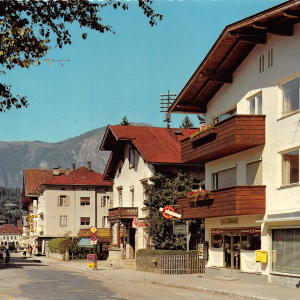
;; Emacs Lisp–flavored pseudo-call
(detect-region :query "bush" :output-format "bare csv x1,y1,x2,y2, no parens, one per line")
48,238,66,254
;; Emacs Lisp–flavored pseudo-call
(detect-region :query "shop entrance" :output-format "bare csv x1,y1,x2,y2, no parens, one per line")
224,233,240,270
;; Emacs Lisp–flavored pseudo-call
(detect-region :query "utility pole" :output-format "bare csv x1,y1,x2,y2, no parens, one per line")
160,91,176,129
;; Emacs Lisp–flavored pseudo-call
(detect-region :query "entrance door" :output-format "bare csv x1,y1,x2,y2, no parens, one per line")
224,233,241,271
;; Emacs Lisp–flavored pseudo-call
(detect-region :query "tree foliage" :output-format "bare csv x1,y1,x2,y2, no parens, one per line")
180,115,194,129
144,173,193,250
0,186,23,226
120,115,129,126
0,0,162,112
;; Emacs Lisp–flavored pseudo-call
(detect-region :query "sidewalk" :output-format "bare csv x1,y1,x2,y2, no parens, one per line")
29,255,300,300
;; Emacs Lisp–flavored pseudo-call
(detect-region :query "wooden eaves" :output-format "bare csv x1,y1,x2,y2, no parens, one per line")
168,0,300,114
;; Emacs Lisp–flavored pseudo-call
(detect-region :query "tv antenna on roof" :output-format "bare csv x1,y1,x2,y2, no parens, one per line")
160,91,176,129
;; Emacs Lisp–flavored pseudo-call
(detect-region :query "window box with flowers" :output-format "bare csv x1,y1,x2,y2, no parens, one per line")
190,124,217,143
187,190,214,205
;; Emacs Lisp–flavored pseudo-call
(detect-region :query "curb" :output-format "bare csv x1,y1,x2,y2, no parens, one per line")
151,282,277,300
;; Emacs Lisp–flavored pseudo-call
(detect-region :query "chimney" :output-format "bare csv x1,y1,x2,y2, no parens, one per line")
88,161,91,172
72,163,76,171
66,168,70,176
53,168,59,176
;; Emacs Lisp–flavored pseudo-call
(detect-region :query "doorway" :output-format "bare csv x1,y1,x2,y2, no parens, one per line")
224,233,240,270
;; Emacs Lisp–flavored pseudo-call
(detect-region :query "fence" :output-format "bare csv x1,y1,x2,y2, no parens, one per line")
136,252,205,274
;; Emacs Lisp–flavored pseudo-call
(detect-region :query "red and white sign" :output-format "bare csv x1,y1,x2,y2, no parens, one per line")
132,218,147,228
90,234,98,241
162,205,175,219
211,229,224,235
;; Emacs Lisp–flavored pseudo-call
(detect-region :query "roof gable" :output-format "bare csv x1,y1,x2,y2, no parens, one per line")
43,166,112,187
169,0,300,114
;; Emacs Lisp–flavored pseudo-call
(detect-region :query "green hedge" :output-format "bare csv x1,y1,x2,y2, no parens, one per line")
48,238,66,254
136,249,199,256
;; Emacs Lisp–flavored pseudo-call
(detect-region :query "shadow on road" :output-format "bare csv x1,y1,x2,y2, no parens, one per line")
0,257,46,270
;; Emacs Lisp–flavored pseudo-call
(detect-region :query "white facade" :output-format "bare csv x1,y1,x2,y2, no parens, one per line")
201,23,300,282
36,186,112,237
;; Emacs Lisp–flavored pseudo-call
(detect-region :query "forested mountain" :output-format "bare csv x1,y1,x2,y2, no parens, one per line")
0,123,151,188
0,187,22,226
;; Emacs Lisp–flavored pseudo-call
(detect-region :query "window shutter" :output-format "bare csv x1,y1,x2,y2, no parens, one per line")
217,167,237,189
101,196,104,207
246,161,262,185
57,196,60,207
110,196,113,207
67,195,70,206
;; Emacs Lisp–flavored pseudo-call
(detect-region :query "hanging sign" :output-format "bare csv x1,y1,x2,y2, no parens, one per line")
132,218,147,228
162,205,175,219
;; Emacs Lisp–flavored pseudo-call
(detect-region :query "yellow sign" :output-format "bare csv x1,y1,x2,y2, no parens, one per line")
91,227,97,233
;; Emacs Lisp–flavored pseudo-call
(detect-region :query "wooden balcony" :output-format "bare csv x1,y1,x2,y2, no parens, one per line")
108,207,138,220
177,185,265,220
181,115,265,164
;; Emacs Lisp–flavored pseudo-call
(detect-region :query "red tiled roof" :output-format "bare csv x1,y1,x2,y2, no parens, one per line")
24,169,66,196
43,166,112,186
101,126,194,164
0,224,20,234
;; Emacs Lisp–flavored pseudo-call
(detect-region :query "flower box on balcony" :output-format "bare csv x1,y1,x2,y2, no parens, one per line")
187,194,215,203
190,127,218,143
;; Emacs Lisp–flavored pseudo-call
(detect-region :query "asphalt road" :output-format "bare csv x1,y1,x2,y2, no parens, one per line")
0,253,247,300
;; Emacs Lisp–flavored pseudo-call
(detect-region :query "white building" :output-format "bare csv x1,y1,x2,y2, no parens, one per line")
0,224,21,248
100,125,204,258
23,163,112,255
170,0,300,285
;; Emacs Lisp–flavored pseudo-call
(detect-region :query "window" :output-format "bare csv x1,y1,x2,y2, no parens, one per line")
118,190,122,207
60,215,67,227
130,187,134,207
212,167,237,189
80,197,90,206
249,93,262,115
282,149,299,185
282,77,299,115
102,216,109,227
129,147,135,168
272,228,300,275
101,196,111,207
212,106,237,124
57,195,70,207
246,160,262,185
80,217,90,226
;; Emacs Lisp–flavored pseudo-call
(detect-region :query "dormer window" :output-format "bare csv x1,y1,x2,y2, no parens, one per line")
129,147,135,169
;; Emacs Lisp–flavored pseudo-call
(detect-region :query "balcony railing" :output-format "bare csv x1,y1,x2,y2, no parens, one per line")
108,207,138,220
177,185,265,219
181,115,265,164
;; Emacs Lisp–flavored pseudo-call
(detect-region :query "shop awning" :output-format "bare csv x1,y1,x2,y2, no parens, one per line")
78,238,94,248
256,211,300,223
23,236,38,244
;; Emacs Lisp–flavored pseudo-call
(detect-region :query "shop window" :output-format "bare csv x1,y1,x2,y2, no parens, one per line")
282,149,299,185
246,160,262,185
80,197,90,206
101,196,111,207
212,167,237,190
249,93,262,115
272,228,300,275
80,217,90,226
282,76,300,115
57,195,70,207
241,234,261,250
60,215,67,227
211,234,223,248
212,106,237,124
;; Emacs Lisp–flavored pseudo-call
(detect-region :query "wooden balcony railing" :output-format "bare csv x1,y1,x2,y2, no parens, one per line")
177,185,265,220
109,207,138,220
181,115,265,164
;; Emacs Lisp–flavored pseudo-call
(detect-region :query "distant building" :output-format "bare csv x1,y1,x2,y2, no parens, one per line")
22,163,112,256
100,125,204,258
0,224,21,248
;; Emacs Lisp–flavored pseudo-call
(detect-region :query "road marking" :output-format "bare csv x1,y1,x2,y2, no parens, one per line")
0,294,16,300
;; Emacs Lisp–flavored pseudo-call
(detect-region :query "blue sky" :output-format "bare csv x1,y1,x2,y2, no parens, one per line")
0,0,284,143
